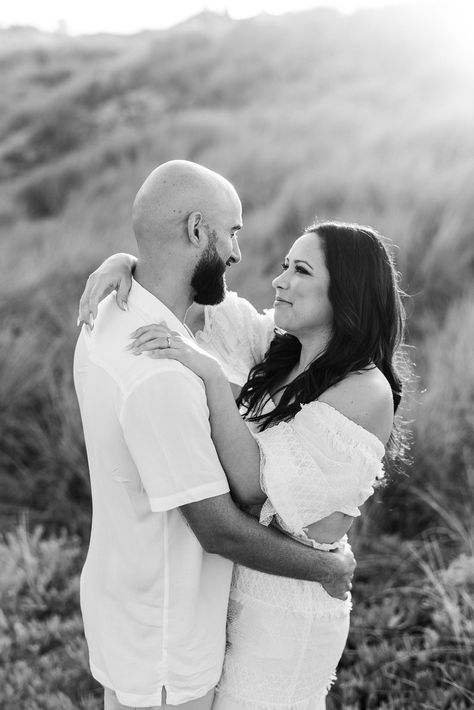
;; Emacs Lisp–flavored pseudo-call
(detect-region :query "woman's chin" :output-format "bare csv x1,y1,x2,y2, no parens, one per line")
273,312,292,333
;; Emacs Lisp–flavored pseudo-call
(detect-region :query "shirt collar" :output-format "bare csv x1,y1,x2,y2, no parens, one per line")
128,278,190,337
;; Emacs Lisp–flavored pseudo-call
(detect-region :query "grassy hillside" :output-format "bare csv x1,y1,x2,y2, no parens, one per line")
1,4,473,707
1,520,472,709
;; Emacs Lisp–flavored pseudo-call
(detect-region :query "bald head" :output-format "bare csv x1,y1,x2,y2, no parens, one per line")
132,160,241,251
131,161,242,317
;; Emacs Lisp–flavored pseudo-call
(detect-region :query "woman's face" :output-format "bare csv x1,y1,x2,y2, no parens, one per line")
271,232,333,338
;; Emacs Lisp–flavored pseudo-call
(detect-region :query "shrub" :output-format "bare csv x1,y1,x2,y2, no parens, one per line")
0,524,102,710
331,526,474,709
28,107,93,162
18,164,83,218
414,293,474,524
1,518,473,709
0,280,91,536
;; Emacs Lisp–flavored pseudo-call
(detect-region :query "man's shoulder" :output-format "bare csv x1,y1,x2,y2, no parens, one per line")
76,309,204,398
119,362,208,426
124,358,204,397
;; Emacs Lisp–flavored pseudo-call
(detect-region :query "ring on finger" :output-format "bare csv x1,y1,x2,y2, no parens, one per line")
166,334,171,348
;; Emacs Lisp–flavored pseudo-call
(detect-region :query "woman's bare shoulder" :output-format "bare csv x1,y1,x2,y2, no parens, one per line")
318,367,394,445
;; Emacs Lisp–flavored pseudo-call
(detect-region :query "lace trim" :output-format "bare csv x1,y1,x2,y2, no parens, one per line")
255,409,384,537
195,292,274,386
229,585,352,618
218,568,350,709
197,291,241,344
214,688,331,710
299,401,385,458
257,422,323,533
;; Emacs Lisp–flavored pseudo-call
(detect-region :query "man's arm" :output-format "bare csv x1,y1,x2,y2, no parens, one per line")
121,369,355,599
181,493,355,600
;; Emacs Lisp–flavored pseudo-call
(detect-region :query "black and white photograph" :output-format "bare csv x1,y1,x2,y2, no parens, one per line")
1,1,473,708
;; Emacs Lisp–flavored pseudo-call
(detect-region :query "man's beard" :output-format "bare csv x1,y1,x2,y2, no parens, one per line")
191,240,227,306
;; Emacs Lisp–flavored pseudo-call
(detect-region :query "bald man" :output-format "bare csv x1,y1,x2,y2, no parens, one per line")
74,161,354,710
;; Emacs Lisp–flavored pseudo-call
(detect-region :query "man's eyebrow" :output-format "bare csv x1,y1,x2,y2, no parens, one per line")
232,224,243,231
294,259,314,269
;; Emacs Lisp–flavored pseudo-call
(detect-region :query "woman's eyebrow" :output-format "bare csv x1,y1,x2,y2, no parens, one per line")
294,259,314,270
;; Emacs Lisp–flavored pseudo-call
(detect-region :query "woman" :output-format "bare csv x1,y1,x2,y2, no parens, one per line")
79,220,407,709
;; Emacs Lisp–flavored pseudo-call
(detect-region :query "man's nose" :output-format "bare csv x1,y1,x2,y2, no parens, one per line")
230,238,241,265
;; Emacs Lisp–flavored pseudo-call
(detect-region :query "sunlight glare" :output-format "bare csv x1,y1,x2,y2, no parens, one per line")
430,0,474,73
1,0,422,35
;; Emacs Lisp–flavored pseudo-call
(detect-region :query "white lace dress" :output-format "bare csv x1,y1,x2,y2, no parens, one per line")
195,292,386,710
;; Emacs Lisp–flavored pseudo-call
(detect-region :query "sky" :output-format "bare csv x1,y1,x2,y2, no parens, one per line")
1,0,422,35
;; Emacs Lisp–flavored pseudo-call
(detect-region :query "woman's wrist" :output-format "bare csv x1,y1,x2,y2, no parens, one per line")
107,252,136,272
202,358,227,387
203,358,227,385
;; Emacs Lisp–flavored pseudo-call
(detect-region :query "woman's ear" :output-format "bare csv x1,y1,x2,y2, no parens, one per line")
187,211,203,246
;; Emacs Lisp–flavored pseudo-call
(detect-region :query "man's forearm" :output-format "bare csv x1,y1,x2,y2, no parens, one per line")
217,513,335,583
182,496,336,586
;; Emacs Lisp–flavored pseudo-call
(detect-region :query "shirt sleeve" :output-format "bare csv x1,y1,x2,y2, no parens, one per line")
254,401,386,536
120,368,230,512
195,291,275,386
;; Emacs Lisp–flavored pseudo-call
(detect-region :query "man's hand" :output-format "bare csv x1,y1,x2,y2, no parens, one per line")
319,545,356,600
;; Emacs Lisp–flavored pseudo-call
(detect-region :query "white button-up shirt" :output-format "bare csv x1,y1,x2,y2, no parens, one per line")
73,279,233,707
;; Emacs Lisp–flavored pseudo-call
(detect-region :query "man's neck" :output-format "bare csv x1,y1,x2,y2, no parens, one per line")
134,260,192,322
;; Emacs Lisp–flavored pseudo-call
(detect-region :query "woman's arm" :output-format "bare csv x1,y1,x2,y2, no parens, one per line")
203,366,264,504
130,324,264,505
78,252,137,328
77,251,208,334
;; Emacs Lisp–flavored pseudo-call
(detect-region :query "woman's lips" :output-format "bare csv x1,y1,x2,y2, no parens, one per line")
274,298,291,306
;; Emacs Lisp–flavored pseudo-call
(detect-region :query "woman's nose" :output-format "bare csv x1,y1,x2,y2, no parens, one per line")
272,271,287,289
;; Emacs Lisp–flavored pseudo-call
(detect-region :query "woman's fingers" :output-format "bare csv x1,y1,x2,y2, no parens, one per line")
78,265,133,327
77,275,111,327
131,325,165,340
134,338,171,353
78,284,95,328
129,325,182,350
89,283,113,319
116,276,131,311
129,328,184,352
129,329,169,350
148,347,181,361
131,323,176,339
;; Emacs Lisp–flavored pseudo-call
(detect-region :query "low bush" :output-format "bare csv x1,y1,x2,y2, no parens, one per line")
1,518,472,709
0,524,100,710
331,528,474,709
18,164,83,218
0,279,91,536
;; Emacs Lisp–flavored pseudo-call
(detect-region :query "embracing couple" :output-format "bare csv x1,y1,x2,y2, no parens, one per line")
74,160,405,710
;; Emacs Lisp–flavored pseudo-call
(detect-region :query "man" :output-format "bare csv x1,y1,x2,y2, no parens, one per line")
74,160,355,710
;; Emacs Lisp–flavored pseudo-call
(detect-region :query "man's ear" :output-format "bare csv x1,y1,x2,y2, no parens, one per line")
187,212,203,246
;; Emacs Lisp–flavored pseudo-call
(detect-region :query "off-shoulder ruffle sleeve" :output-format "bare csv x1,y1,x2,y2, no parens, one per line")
195,291,275,386
255,401,385,538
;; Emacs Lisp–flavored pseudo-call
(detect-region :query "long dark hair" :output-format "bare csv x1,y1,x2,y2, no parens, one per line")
237,220,409,456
